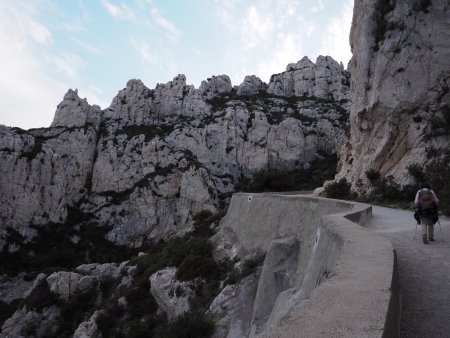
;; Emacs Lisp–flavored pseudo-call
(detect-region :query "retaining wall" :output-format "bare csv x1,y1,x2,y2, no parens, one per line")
217,193,398,337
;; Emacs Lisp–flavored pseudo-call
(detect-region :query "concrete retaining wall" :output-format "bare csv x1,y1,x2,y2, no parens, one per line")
216,193,397,337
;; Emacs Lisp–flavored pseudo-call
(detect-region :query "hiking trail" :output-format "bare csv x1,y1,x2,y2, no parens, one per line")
365,206,450,338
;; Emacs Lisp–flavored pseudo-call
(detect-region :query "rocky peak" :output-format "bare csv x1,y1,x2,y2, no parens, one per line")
199,75,232,100
51,89,102,128
267,55,350,101
286,56,315,71
236,75,267,96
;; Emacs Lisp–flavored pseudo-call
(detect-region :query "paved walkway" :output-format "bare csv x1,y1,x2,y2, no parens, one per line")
365,206,450,338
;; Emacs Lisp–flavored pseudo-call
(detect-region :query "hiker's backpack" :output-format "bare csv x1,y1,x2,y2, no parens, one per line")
419,189,435,208
417,188,439,224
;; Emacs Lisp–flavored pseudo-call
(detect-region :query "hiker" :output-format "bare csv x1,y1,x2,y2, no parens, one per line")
414,184,439,244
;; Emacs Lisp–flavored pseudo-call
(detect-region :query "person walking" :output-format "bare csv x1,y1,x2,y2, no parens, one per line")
415,184,439,244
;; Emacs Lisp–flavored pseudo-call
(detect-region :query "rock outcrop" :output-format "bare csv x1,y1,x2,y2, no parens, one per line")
149,267,194,320
0,56,350,249
51,89,102,128
337,0,450,187
268,56,350,102
1,306,61,338
0,56,350,337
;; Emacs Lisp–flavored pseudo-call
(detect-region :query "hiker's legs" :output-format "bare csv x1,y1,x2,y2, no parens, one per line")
428,223,435,240
421,217,433,243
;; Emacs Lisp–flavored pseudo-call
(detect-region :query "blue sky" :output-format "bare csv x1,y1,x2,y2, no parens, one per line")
0,0,353,129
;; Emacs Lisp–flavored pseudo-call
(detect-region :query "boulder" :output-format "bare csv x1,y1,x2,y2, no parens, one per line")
209,271,260,338
46,272,94,300
149,267,194,321
73,311,103,338
199,75,233,100
51,89,102,128
237,76,267,96
1,306,60,338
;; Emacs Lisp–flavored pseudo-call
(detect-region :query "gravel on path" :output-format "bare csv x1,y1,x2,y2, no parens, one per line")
365,206,450,338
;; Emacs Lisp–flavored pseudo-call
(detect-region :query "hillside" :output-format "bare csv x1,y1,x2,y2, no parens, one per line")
0,56,350,337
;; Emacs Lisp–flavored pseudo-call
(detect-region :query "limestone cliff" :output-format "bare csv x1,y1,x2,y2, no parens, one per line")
0,56,350,337
338,0,450,187
0,56,349,250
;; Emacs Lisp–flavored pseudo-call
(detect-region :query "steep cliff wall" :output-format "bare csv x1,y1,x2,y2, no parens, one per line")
338,0,450,187
0,56,350,250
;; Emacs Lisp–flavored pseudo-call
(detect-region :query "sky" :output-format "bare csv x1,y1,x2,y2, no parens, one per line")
0,0,354,130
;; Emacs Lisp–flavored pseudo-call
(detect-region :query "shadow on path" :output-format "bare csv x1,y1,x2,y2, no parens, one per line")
365,206,450,338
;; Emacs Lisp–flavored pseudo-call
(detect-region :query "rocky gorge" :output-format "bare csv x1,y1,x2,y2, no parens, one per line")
0,55,351,337
1,0,450,336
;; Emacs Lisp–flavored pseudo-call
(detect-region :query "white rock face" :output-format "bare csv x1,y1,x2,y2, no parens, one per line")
209,272,260,338
237,76,267,96
46,271,94,300
0,124,98,249
149,267,194,321
73,311,103,338
76,262,128,280
268,56,350,102
0,274,33,303
337,0,450,186
199,75,233,100
0,56,349,248
51,89,102,128
1,306,60,338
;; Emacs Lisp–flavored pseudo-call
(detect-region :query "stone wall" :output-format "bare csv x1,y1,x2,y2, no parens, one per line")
211,193,397,337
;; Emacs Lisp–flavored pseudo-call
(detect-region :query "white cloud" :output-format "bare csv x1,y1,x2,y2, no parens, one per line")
63,18,88,32
150,8,181,40
0,1,65,128
28,19,53,45
78,87,110,109
130,36,157,66
0,1,90,129
101,0,135,20
310,0,325,13
256,33,304,82
47,52,85,80
317,0,353,65
241,6,274,49
71,37,103,55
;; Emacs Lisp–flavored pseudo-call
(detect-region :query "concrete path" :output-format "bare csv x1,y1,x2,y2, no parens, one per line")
365,206,450,338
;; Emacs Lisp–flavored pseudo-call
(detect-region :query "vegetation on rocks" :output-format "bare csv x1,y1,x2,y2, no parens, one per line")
0,205,139,276
327,153,450,216
322,178,356,200
91,210,231,337
238,152,338,193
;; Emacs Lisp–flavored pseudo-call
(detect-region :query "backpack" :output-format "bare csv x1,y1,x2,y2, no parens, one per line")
418,189,439,224
419,189,434,208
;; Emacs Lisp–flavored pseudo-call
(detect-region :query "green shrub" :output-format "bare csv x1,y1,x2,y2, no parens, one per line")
192,210,216,237
240,254,266,277
323,178,354,200
176,255,218,281
424,154,450,215
21,279,58,312
407,164,425,184
0,212,139,276
154,310,215,338
0,299,20,327
238,153,338,193
365,168,381,182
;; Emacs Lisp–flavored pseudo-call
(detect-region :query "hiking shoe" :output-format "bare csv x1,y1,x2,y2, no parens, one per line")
429,237,435,242
422,235,429,244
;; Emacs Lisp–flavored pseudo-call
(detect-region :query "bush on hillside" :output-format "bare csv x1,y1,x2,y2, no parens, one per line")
238,153,338,192
322,178,355,200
